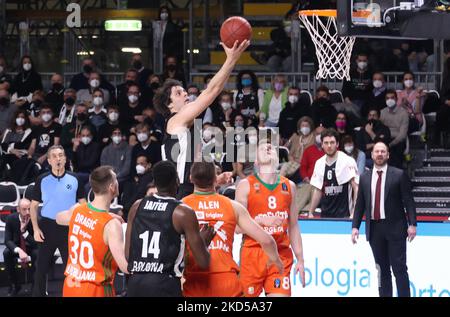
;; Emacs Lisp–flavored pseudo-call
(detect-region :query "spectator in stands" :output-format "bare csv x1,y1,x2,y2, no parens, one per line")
27,104,61,167
44,73,65,114
280,116,315,182
162,55,186,88
265,13,293,72
380,89,409,168
341,134,366,175
310,85,337,128
188,84,214,124
131,123,162,175
141,73,161,106
297,125,325,213
383,41,411,73
396,71,425,133
364,71,387,118
76,71,111,106
3,198,37,297
234,70,263,118
142,106,164,141
278,86,311,142
69,57,114,93
334,111,354,144
60,103,95,159
358,107,391,168
72,126,101,189
155,5,183,60
0,89,16,136
119,83,145,133
436,55,450,147
23,90,45,126
261,74,289,127
100,126,132,191
215,91,234,128
116,68,138,105
122,154,154,217
0,109,33,180
131,53,153,89
0,56,12,91
56,88,77,126
342,52,372,114
88,88,108,132
98,105,127,147
232,127,258,184
11,55,43,104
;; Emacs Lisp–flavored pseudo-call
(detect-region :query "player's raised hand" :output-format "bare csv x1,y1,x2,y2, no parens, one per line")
220,40,250,62
294,259,306,288
199,223,216,246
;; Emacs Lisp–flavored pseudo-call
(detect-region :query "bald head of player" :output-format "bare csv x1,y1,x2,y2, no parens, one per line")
190,162,217,192
152,161,180,197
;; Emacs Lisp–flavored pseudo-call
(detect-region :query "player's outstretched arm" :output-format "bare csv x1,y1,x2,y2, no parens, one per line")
56,203,79,226
231,200,283,274
173,205,211,269
287,182,305,287
104,218,129,274
172,40,250,128
125,199,142,261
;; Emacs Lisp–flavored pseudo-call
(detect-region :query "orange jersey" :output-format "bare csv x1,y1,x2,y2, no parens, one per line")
243,174,292,250
63,203,118,297
182,192,239,274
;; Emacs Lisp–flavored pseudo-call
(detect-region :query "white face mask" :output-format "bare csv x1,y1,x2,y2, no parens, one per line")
23,63,32,71
249,136,258,145
90,79,100,88
137,133,148,143
315,134,322,145
41,114,52,122
288,95,298,104
128,95,139,103
81,136,92,145
259,112,266,121
16,118,25,126
188,94,197,102
344,145,354,154
221,102,231,111
160,12,169,21
386,99,396,108
112,135,122,144
300,127,311,136
404,79,414,88
136,164,146,175
93,96,103,106
357,61,368,70
108,112,119,122
373,80,383,88
203,129,213,142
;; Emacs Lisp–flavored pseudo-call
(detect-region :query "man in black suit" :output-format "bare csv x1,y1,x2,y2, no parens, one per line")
3,198,38,296
351,141,417,297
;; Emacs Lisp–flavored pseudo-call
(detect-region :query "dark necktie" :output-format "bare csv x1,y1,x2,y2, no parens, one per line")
374,170,383,220
20,225,26,251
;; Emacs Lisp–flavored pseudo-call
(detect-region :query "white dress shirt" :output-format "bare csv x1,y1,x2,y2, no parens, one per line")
371,164,388,220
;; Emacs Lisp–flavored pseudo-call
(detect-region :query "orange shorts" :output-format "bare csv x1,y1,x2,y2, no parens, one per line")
183,272,243,297
239,246,293,297
63,278,115,297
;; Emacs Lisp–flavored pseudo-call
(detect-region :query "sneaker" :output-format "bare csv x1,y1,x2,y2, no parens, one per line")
7,285,21,297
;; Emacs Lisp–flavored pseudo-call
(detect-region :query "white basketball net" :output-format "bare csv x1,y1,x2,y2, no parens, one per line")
299,13,356,81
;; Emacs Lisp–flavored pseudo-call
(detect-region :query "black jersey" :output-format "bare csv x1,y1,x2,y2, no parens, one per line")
162,113,202,184
128,194,185,277
320,161,351,218
235,89,259,117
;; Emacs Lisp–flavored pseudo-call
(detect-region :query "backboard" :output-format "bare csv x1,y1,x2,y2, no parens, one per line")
337,0,450,39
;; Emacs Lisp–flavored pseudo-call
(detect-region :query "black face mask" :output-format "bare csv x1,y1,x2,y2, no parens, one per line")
367,119,379,127
33,100,43,108
316,97,329,106
77,113,87,122
52,83,64,91
0,97,9,106
166,64,176,72
132,61,142,70
126,80,136,86
150,82,160,90
65,97,75,106
83,65,93,74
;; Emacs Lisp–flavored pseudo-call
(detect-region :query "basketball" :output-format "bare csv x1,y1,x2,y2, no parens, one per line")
220,16,252,48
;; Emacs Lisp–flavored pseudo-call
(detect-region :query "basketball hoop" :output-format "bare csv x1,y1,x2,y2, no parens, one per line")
299,10,356,81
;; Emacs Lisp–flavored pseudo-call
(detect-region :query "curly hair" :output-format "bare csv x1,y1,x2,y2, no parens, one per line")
153,79,182,118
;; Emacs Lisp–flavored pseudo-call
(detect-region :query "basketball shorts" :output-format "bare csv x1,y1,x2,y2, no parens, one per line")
127,273,182,297
63,279,115,297
240,246,293,297
183,272,243,297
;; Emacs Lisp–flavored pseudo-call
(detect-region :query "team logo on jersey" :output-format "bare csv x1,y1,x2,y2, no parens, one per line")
66,184,72,190
248,287,254,295
195,211,205,220
274,278,281,289
253,183,260,192
281,183,288,192
72,224,80,235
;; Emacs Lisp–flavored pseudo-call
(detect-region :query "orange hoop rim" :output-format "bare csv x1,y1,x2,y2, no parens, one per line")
298,9,337,18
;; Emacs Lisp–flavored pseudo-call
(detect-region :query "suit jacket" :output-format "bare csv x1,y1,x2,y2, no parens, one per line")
352,165,417,241
4,213,36,253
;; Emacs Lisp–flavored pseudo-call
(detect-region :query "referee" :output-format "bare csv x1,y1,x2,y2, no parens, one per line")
29,145,85,297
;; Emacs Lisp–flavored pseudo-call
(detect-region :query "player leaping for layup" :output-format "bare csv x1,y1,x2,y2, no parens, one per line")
236,139,306,297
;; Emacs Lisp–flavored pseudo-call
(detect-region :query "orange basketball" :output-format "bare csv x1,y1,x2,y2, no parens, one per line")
220,16,252,48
